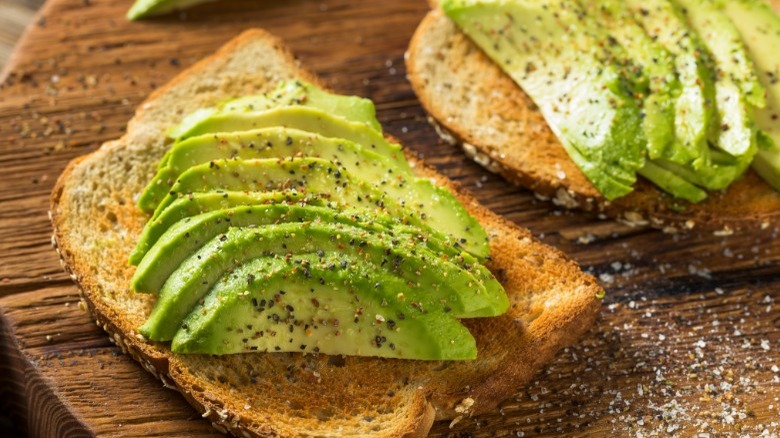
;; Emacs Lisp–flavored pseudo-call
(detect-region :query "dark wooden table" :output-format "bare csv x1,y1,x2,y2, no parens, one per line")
1,0,778,436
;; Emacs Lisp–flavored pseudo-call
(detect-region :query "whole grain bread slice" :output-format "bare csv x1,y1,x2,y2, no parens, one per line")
406,6,780,234
50,29,601,437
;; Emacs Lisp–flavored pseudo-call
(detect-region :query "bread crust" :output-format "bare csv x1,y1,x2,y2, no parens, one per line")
51,28,601,437
406,9,780,234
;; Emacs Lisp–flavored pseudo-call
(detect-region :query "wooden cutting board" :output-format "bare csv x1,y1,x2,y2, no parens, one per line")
0,0,778,436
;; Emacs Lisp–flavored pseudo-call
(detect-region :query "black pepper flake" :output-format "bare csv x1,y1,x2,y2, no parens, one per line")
300,344,306,350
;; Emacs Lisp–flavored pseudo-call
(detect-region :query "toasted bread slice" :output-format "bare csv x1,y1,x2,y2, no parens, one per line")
50,29,601,437
406,7,780,233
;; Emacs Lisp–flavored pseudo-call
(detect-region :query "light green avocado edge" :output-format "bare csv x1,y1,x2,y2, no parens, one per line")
171,255,477,360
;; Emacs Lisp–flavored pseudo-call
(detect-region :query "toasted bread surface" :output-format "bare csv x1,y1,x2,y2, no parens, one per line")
51,29,601,437
406,8,780,233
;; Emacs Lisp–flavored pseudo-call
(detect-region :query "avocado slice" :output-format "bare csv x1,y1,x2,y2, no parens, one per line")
126,0,212,20
625,0,717,167
132,203,494,297
169,105,406,164
150,157,490,259
171,81,381,138
129,190,322,265
584,0,679,163
637,162,707,203
139,223,508,341
171,255,477,360
673,0,761,160
142,127,407,213
443,0,646,200
157,105,405,188
723,0,780,190
136,127,487,256
675,0,766,109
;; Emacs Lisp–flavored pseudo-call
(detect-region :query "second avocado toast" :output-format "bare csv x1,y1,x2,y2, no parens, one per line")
407,0,780,232
51,29,602,436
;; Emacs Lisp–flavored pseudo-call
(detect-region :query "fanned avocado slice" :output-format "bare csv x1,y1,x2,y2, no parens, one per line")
584,0,679,163
166,106,407,169
156,106,405,188
674,0,761,160
443,0,646,200
139,223,508,341
170,80,382,138
723,0,780,190
627,0,717,166
129,190,322,265
171,255,477,360
675,0,766,109
126,0,212,20
142,128,405,214
150,157,490,259
637,162,707,203
132,204,494,296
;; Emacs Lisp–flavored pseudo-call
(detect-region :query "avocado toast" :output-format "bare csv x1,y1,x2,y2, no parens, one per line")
407,0,780,233
50,29,601,436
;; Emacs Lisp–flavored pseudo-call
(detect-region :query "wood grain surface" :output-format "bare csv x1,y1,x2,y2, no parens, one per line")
0,0,778,436
0,0,42,72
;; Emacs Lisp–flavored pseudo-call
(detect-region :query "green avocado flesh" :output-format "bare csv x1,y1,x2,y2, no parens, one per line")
723,0,780,191
149,157,489,259
443,0,780,201
132,204,497,300
169,106,406,165
126,0,212,20
141,127,399,210
155,106,406,192
171,256,477,360
443,0,646,200
170,81,382,136
132,81,506,359
139,223,507,342
128,191,322,265
136,127,487,258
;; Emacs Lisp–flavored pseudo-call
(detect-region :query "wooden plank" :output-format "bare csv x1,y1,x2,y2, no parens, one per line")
0,0,778,436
